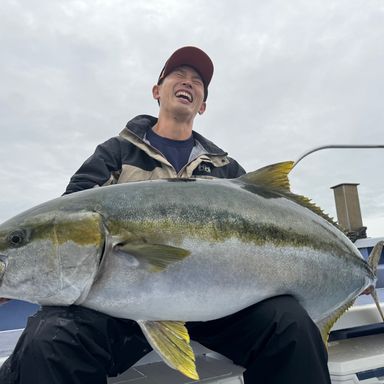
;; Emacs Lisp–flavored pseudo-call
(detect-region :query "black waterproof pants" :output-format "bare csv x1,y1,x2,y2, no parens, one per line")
0,295,331,384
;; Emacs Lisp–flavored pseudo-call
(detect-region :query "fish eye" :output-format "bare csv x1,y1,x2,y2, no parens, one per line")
8,230,26,247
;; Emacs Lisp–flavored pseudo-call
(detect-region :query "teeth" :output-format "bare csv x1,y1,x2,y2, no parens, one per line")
175,91,193,102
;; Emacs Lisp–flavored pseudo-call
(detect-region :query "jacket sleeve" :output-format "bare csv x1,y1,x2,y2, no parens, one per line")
225,157,246,178
230,158,246,178
63,137,122,195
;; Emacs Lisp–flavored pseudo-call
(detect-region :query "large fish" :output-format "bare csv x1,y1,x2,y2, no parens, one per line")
0,162,382,380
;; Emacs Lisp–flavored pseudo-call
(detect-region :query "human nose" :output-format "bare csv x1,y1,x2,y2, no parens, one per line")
181,80,192,89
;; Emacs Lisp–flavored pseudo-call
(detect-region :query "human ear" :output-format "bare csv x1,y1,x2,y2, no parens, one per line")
152,84,160,101
198,102,206,115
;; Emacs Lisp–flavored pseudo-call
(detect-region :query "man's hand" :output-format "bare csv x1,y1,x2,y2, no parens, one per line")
0,298,11,305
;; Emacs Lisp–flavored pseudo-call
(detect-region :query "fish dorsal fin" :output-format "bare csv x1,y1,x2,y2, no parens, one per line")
138,320,199,380
289,194,339,228
114,242,190,272
240,161,339,228
239,161,294,192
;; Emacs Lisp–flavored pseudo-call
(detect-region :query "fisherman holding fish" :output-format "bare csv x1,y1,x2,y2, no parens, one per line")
0,47,332,383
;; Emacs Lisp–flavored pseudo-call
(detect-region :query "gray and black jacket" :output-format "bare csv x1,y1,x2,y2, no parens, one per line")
64,115,245,194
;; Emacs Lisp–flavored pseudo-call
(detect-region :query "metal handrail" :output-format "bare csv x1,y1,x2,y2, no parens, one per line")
293,145,384,169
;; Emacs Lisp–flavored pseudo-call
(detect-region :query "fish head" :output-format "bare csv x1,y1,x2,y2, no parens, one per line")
0,207,104,305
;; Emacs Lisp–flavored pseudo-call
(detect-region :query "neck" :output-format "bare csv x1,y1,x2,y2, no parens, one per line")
154,112,194,140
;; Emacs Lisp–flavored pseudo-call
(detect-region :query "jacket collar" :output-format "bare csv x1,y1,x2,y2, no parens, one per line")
121,115,228,157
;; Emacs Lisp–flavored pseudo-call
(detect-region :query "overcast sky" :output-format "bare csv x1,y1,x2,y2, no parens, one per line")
1,0,383,238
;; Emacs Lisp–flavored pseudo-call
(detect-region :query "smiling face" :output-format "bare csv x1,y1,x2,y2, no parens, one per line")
153,66,207,120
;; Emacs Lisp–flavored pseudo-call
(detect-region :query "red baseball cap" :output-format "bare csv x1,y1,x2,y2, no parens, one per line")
157,46,214,101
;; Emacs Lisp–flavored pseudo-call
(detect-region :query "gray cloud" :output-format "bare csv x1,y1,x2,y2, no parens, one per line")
1,0,383,236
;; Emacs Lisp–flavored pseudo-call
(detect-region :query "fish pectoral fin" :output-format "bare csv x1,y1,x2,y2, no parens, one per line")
138,320,199,380
316,298,357,346
115,243,190,272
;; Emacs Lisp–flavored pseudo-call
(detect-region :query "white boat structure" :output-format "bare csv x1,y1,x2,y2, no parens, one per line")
1,145,383,383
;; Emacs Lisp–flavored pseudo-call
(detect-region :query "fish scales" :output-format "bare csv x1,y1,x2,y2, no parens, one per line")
60,178,370,321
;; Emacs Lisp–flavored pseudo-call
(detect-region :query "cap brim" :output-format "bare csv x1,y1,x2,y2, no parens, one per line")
158,46,214,88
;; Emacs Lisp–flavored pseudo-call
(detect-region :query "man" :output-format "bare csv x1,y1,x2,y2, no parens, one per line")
0,46,331,383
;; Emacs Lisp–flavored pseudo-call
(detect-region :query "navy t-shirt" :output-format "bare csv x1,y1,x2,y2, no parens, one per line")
147,129,194,173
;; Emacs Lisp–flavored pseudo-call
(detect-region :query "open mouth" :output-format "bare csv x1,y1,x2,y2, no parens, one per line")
175,90,193,103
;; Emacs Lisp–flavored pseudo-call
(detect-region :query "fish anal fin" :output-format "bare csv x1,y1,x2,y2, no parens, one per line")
114,243,190,272
138,320,199,380
317,299,356,346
